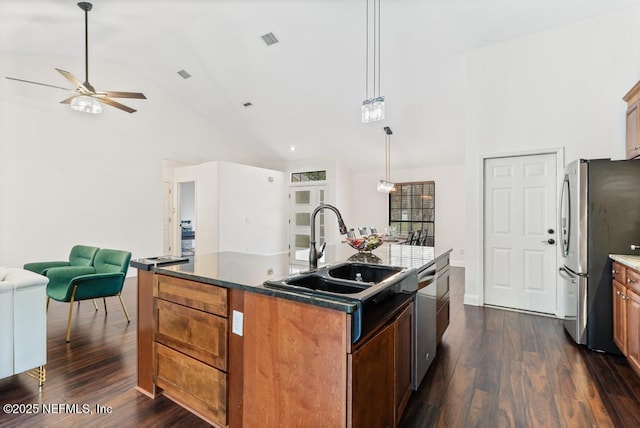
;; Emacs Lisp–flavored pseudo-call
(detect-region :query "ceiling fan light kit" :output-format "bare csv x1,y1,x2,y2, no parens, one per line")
5,2,146,114
70,95,103,114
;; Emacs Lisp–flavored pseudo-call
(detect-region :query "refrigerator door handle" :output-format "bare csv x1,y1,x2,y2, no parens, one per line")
560,266,588,278
559,266,576,281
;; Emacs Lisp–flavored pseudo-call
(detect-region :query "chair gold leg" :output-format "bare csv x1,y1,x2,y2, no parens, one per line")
38,365,46,388
118,294,130,323
92,299,98,311
26,365,46,388
103,297,108,314
66,287,77,343
46,297,50,312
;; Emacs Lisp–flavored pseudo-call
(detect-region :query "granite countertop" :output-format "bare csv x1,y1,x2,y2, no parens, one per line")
610,254,640,271
139,243,451,313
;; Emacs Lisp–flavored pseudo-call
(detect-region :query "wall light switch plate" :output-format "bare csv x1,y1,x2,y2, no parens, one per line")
232,310,244,336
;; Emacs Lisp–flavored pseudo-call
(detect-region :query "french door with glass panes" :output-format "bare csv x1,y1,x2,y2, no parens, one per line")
289,185,326,263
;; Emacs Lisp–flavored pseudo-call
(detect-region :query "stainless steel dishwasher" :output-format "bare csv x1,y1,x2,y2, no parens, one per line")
413,265,437,390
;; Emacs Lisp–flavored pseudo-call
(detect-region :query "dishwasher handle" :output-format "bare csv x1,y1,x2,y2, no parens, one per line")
418,268,436,290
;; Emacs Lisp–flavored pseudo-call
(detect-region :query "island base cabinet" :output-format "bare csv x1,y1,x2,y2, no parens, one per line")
155,343,227,426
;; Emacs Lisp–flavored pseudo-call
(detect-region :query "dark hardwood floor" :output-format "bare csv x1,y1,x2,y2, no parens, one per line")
1,268,640,427
399,267,640,428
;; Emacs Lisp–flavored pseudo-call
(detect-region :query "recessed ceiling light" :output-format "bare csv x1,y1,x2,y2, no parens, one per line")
243,102,253,107
261,32,279,46
177,69,191,79
289,146,296,152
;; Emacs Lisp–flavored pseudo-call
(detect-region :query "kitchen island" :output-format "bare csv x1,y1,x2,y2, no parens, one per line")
131,244,451,427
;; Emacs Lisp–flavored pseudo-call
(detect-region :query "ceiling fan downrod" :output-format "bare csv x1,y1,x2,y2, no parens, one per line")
78,2,93,90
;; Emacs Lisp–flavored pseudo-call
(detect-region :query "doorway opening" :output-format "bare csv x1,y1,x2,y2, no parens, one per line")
178,181,196,257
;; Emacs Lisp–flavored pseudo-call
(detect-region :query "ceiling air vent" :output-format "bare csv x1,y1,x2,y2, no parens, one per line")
261,32,279,46
177,69,191,79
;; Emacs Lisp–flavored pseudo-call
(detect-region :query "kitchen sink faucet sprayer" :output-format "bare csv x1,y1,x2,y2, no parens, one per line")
309,204,349,269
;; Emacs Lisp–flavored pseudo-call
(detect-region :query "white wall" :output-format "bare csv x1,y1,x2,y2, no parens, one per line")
464,8,640,304
172,161,287,256
351,164,466,266
218,161,288,255
0,53,279,269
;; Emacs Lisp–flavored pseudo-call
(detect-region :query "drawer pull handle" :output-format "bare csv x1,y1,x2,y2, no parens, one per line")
617,290,622,296
628,278,635,283
612,270,618,275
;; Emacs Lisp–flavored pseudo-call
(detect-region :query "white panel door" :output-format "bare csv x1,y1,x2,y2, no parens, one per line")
484,153,558,314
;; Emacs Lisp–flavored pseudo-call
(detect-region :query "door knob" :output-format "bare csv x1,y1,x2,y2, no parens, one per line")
542,238,555,245
548,229,555,234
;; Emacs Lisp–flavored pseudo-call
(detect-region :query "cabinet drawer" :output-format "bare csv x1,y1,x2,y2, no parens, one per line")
613,262,627,285
154,274,227,317
155,343,227,426
155,299,228,370
627,268,640,295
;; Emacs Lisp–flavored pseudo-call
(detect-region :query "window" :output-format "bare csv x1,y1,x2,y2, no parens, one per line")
291,170,327,182
389,182,435,246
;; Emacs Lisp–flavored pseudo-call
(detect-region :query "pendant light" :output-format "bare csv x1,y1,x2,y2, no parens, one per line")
377,126,395,192
362,0,385,123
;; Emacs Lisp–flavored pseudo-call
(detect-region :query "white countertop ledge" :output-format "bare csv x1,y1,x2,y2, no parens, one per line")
610,254,640,270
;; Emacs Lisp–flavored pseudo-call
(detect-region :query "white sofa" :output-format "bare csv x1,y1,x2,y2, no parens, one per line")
0,267,48,385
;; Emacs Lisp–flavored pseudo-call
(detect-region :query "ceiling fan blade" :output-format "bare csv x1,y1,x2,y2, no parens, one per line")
96,96,137,113
59,95,79,104
103,91,147,99
55,68,91,93
5,76,72,91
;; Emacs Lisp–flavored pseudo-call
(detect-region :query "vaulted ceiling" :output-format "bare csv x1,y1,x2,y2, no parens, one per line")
3,0,640,171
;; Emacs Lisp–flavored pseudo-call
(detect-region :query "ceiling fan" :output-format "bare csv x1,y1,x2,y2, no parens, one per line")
5,2,146,114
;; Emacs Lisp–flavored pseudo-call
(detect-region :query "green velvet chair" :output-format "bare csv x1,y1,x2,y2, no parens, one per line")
45,248,132,342
23,245,100,275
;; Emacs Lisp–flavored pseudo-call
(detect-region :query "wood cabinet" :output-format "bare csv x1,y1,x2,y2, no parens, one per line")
623,81,640,159
611,261,640,377
153,274,229,427
350,320,395,428
243,291,413,428
613,279,627,354
349,302,413,428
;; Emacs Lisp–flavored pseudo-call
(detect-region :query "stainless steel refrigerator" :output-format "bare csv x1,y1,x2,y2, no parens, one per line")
560,158,640,354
